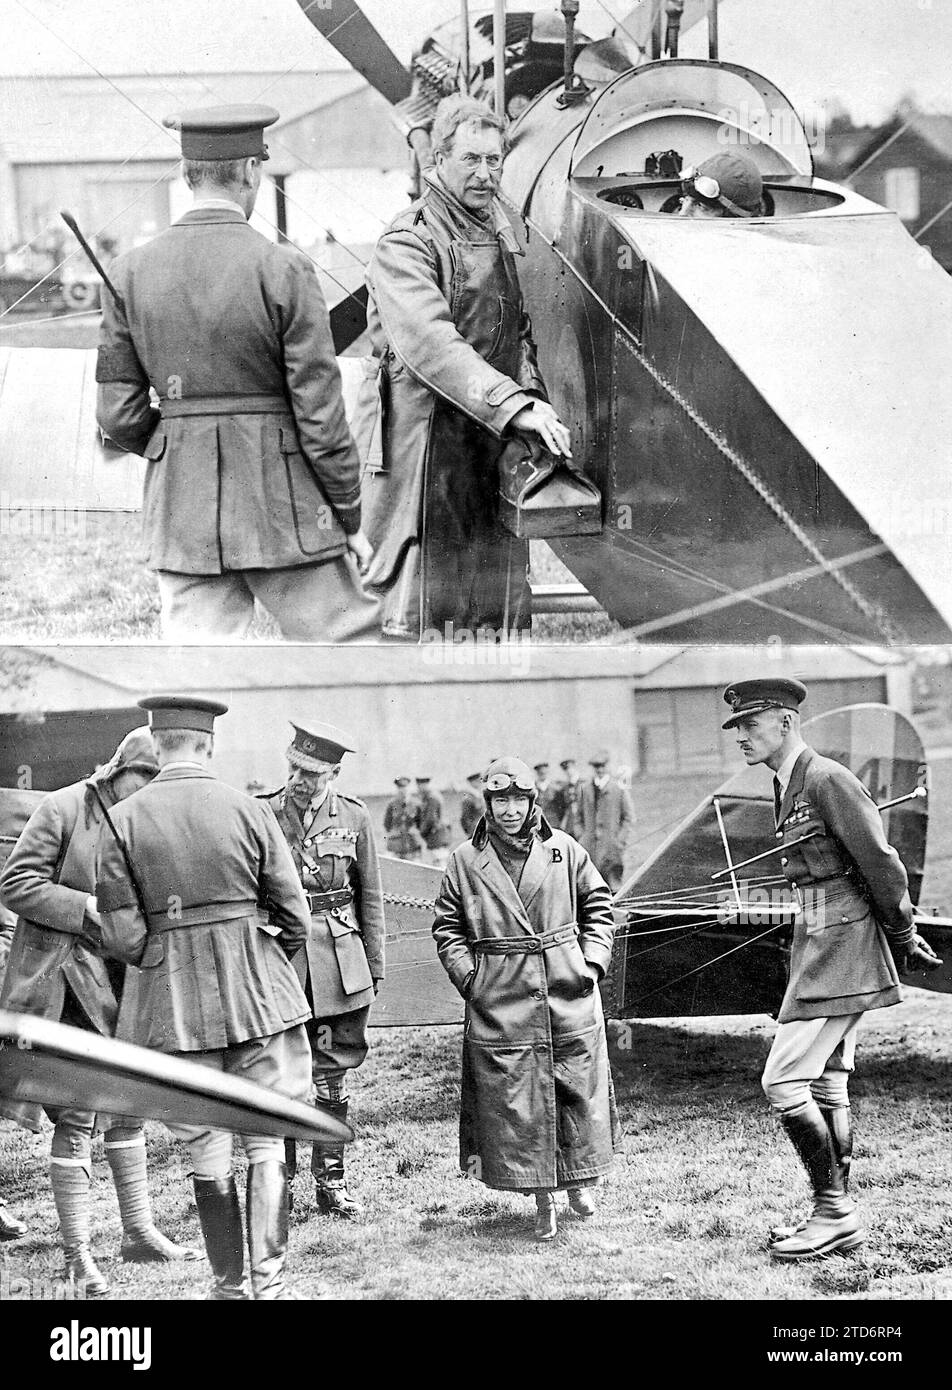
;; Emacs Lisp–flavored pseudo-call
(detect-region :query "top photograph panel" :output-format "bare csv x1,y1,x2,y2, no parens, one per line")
1,0,951,646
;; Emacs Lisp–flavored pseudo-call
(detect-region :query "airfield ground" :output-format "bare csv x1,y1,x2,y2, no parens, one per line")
1,758,949,1303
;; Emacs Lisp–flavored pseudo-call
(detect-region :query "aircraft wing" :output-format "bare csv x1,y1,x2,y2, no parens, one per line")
0,1009,353,1141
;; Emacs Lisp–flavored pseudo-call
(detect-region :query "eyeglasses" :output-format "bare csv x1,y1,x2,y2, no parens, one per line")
458,152,504,171
484,772,535,794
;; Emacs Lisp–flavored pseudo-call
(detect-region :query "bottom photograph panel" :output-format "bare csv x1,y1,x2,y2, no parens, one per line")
0,641,950,1304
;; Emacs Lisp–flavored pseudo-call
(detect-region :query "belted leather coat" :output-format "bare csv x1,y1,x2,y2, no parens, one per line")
432,817,620,1191
364,170,546,637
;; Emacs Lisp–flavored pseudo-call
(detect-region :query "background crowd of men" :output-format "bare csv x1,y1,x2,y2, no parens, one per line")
383,754,635,890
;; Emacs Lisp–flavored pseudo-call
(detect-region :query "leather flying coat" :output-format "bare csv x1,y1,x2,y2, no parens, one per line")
432,818,621,1191
364,171,546,636
96,765,312,1052
96,207,362,574
775,747,914,1023
264,786,385,1018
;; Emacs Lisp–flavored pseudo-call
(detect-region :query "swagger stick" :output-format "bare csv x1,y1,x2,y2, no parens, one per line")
60,210,124,309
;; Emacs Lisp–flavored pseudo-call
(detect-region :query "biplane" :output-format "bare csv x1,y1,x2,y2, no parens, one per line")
2,2,952,645
1,700,949,1119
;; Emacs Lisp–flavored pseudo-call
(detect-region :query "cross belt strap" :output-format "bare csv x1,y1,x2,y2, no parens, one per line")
306,888,354,913
160,394,290,418
473,923,578,954
146,900,259,931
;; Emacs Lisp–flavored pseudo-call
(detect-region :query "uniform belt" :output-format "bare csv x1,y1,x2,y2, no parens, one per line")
473,924,577,954
146,900,258,931
159,394,290,418
306,888,354,913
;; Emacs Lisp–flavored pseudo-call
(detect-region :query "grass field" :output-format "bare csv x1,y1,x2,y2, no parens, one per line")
0,513,614,642
1,991,949,1302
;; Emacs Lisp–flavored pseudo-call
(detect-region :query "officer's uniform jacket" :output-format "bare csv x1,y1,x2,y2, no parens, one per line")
96,207,362,575
96,765,311,1052
418,788,450,850
383,796,425,858
264,786,385,1018
0,780,127,1035
579,779,635,872
775,747,914,1023
364,169,547,635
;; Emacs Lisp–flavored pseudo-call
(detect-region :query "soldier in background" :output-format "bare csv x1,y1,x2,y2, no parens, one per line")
262,723,385,1218
579,752,635,893
555,756,584,840
533,762,561,825
384,778,425,861
416,776,451,868
459,771,484,840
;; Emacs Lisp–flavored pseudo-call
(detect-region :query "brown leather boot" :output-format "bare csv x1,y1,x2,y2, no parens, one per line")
567,1186,597,1218
533,1191,558,1241
107,1137,199,1263
247,1161,298,1300
770,1105,863,1262
769,1103,854,1244
0,1202,27,1241
192,1175,249,1300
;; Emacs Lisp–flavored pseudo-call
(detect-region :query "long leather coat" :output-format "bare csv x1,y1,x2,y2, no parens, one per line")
775,747,914,1023
432,818,620,1191
96,766,312,1053
364,170,546,637
0,780,126,1032
0,779,134,1131
264,786,385,1019
96,207,362,574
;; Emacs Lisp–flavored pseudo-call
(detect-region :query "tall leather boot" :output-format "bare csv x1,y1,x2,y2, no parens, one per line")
770,1104,863,1261
192,1175,249,1300
246,1161,297,1300
50,1159,109,1298
311,1099,362,1218
769,1103,854,1243
106,1136,198,1262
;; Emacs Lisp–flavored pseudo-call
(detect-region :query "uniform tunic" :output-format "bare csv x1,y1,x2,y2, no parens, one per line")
384,796,425,860
96,766,311,1058
433,818,621,1191
263,787,385,1020
774,748,914,1024
96,207,362,575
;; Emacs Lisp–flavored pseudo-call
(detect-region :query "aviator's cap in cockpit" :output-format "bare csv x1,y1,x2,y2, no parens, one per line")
686,151,764,218
721,678,807,729
163,104,279,161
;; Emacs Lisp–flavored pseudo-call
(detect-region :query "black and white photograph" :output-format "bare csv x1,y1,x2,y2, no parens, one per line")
0,0,950,1347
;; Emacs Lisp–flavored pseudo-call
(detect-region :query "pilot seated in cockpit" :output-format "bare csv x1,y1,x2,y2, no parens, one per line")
675,150,766,219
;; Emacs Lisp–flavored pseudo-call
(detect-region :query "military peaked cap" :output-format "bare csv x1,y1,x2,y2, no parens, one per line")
286,722,355,771
138,695,228,733
164,104,279,161
721,678,807,729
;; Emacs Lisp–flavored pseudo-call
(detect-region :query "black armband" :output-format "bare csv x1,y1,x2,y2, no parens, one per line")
96,343,148,385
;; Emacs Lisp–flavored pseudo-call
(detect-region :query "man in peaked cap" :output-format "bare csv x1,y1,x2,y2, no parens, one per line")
533,762,561,826
554,756,583,840
95,104,379,643
416,776,451,868
261,722,385,1218
0,725,191,1298
384,776,426,861
722,677,941,1262
96,696,314,1299
459,770,485,840
579,751,634,892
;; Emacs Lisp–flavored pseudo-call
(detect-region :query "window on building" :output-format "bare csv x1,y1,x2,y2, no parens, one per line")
883,167,921,222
